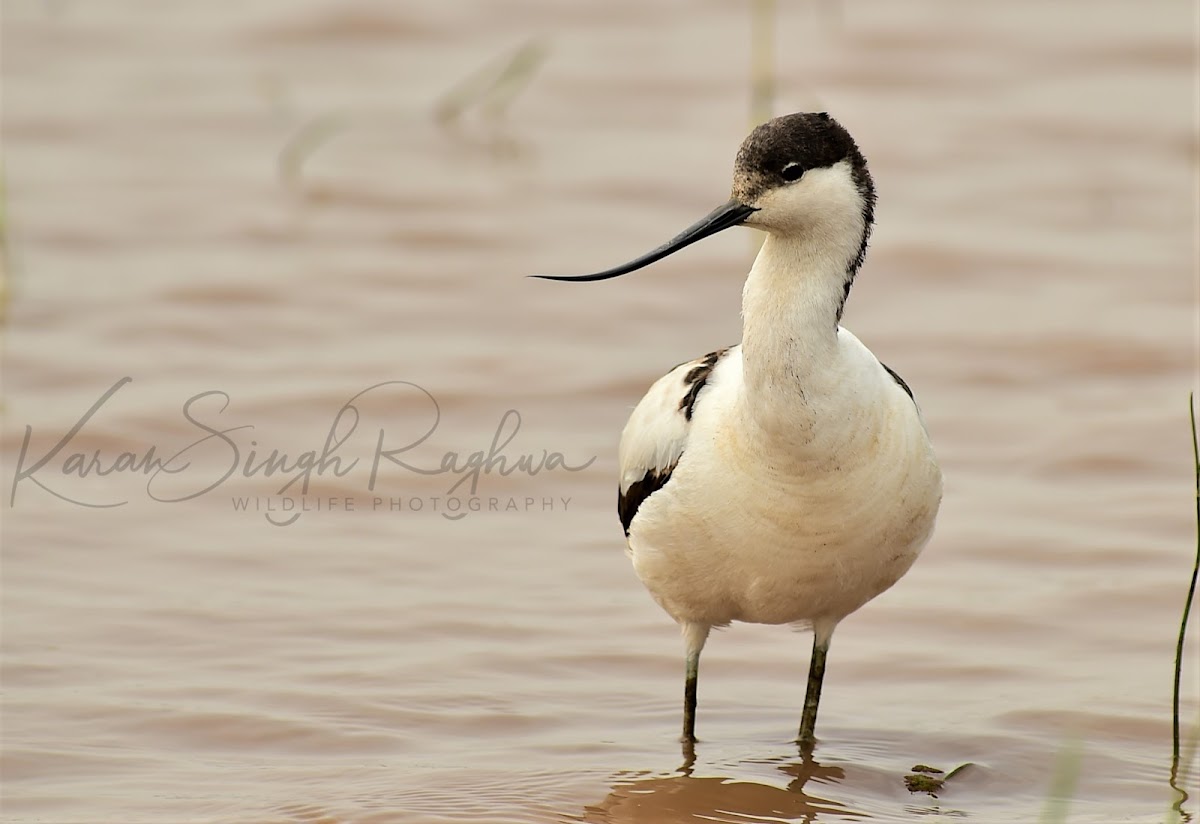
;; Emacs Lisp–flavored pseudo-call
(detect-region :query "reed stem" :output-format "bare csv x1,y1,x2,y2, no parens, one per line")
1175,394,1200,778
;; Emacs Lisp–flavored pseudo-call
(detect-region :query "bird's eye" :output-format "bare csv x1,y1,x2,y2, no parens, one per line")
781,163,804,182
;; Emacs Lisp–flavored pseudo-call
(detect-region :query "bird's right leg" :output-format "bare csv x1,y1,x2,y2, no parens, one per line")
682,622,711,744
798,623,836,746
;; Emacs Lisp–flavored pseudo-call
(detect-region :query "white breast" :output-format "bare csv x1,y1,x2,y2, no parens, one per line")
619,332,942,633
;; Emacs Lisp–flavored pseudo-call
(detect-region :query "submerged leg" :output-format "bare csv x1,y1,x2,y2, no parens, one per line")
682,623,710,743
798,632,832,745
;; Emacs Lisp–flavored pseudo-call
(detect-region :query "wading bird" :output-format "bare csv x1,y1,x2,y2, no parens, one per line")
536,113,942,745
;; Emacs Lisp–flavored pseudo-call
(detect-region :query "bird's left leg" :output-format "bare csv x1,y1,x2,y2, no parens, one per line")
681,622,711,744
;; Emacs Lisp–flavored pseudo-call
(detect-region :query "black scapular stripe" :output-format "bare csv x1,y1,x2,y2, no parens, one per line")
678,348,728,421
880,362,915,401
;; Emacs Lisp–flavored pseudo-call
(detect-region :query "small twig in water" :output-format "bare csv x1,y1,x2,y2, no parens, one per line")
278,114,350,191
433,39,549,124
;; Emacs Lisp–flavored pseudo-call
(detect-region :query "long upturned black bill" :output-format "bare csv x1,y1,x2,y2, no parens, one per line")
532,200,758,282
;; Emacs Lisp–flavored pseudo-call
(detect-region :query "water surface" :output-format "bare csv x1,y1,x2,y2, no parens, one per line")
2,1,1196,821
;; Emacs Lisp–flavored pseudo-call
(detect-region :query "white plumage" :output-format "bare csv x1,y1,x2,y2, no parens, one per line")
539,112,943,746
621,337,938,632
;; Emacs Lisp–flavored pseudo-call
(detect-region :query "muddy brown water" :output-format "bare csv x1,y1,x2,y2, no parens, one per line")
2,1,1197,822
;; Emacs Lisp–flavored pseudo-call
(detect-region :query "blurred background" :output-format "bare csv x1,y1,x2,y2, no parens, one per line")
1,1,1196,822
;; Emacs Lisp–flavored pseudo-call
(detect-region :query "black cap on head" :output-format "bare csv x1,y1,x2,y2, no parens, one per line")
732,112,873,207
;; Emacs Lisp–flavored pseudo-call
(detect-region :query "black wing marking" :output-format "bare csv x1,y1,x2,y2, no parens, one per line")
619,465,675,537
678,347,728,421
618,347,732,536
880,361,915,401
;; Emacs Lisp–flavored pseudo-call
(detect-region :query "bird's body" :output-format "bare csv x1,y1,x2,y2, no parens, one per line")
537,112,943,745
621,339,939,633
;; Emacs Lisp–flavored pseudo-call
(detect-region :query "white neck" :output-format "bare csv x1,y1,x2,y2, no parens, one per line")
737,161,870,417
740,222,862,400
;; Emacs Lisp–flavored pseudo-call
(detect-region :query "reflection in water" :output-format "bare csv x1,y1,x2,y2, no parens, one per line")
582,750,865,824
1170,774,1194,824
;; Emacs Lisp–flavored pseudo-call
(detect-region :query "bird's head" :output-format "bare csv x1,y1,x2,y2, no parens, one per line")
731,112,875,238
534,112,875,283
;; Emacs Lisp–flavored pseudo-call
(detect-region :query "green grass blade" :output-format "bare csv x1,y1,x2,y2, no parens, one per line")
1038,738,1083,824
278,114,349,190
749,0,776,128
1169,393,1200,816
1176,393,1200,773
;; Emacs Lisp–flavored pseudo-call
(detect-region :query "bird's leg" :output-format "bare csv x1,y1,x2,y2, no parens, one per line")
683,649,700,742
681,623,710,744
797,633,831,745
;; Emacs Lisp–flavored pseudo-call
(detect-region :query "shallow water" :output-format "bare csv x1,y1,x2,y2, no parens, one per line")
1,1,1197,822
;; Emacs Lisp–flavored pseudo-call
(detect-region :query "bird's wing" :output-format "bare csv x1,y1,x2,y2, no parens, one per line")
878,360,915,402
617,346,736,536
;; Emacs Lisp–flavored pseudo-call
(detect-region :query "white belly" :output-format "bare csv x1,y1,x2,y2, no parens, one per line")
626,383,942,629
